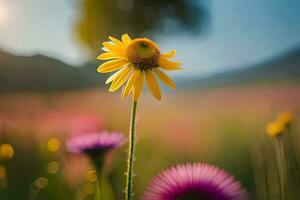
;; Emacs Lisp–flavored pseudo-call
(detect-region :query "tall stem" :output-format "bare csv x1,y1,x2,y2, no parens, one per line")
94,169,103,200
125,100,138,200
274,136,287,200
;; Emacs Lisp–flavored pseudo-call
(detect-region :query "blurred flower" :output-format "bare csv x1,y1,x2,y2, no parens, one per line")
66,132,126,167
0,165,6,180
68,114,103,135
277,112,293,127
143,163,246,200
38,111,103,136
265,121,285,137
47,138,61,152
35,177,48,189
86,170,97,183
0,144,14,160
46,161,60,174
63,155,91,186
83,182,95,195
97,34,181,100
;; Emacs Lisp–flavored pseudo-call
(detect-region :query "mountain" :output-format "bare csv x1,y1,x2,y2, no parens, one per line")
1,47,300,92
179,48,300,89
0,51,105,92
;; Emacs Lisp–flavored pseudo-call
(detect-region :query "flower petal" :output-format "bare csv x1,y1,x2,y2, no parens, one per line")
109,36,126,48
102,42,126,55
145,70,161,100
153,68,176,89
109,65,133,92
121,34,131,45
161,49,176,59
105,64,130,84
159,58,182,70
122,69,141,99
97,59,128,73
133,72,144,101
97,52,125,60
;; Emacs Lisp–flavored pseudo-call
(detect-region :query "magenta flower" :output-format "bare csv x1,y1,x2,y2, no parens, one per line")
143,163,247,200
66,132,126,158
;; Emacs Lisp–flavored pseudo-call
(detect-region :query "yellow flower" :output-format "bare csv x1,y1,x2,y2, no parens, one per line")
265,121,285,137
277,112,293,126
0,144,14,160
97,34,181,100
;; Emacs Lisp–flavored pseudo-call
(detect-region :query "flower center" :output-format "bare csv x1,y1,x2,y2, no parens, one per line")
126,39,160,70
174,189,220,200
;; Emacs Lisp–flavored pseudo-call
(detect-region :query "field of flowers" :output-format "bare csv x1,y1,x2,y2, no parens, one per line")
0,84,299,199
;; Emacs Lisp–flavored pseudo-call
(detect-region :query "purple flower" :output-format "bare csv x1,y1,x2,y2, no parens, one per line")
66,132,126,158
142,163,247,200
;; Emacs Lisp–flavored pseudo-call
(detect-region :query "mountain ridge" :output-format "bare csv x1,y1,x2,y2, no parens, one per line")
0,50,105,92
0,47,300,92
178,47,300,89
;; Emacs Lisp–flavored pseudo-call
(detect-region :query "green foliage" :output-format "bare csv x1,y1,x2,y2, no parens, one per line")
75,0,207,55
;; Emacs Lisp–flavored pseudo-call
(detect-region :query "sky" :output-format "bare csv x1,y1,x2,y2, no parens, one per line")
0,0,300,78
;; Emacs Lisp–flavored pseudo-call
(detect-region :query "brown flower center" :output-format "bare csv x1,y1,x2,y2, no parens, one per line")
126,39,160,70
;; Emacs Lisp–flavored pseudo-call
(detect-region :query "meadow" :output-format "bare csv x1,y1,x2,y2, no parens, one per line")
0,84,299,199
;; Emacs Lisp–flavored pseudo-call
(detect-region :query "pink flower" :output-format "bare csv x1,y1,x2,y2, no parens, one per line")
66,132,126,158
143,163,247,200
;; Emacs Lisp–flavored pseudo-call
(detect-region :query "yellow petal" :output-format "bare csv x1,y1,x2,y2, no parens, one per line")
122,69,141,99
145,70,161,100
159,58,181,70
105,65,130,84
133,72,144,100
109,65,132,92
97,59,128,73
97,52,125,60
102,42,126,55
161,49,176,59
109,36,126,48
121,34,131,45
153,68,176,89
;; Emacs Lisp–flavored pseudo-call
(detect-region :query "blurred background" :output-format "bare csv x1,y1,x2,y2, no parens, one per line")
0,0,300,199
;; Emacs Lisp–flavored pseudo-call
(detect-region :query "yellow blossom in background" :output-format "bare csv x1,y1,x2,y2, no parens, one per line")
277,112,293,127
265,121,285,137
0,165,6,180
47,138,61,152
83,182,95,195
86,170,97,183
0,144,14,160
46,161,60,174
97,34,181,100
35,177,48,189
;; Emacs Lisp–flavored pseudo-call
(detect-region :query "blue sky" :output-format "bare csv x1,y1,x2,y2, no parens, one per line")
0,0,299,78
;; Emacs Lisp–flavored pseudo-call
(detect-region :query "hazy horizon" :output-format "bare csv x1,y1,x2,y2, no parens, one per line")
0,0,299,78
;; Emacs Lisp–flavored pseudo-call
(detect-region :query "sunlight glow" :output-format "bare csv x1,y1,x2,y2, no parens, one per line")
0,2,8,25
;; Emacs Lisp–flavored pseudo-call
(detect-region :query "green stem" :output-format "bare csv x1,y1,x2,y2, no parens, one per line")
95,169,103,200
125,100,138,200
286,126,300,176
274,135,287,200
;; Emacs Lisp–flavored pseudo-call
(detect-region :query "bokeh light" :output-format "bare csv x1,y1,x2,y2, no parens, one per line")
35,177,49,189
86,170,97,183
0,143,14,160
47,138,61,152
83,182,95,195
46,161,60,175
